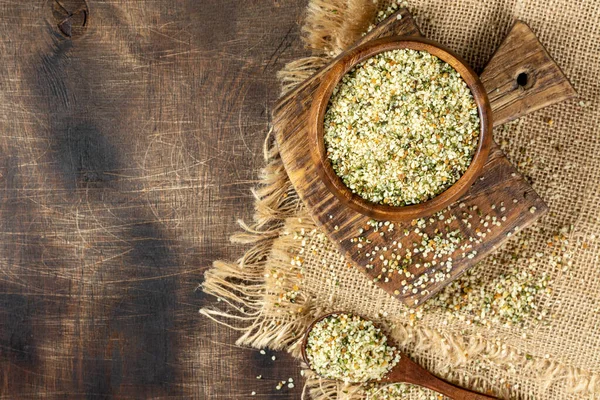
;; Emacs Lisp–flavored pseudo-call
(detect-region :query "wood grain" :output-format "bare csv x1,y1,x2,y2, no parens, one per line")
383,354,497,399
273,10,575,307
482,21,578,126
0,1,307,399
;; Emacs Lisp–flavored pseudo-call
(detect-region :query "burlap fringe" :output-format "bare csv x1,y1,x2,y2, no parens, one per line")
278,57,328,96
202,140,299,347
302,0,378,55
201,0,600,398
277,0,380,96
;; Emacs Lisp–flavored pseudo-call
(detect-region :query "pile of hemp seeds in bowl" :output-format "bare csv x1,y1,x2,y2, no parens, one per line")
324,48,480,207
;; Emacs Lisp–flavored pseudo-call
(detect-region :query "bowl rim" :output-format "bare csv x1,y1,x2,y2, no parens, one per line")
308,36,493,222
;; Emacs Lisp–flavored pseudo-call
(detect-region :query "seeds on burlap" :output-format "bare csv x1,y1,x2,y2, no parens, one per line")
305,313,400,383
324,49,480,206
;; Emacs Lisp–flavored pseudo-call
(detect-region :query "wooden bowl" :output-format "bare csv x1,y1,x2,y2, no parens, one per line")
309,36,493,222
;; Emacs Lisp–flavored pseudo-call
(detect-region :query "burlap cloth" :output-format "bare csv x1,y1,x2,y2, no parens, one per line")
202,1,600,398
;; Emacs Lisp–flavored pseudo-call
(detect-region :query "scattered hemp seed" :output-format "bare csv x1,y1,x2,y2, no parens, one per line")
324,48,480,206
305,313,400,383
259,350,266,355
365,382,440,399
376,1,405,22
271,355,277,361
251,391,256,396
366,1,408,33
423,227,572,328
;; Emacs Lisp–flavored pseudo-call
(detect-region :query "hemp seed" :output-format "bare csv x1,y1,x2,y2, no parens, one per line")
305,313,400,383
324,49,480,206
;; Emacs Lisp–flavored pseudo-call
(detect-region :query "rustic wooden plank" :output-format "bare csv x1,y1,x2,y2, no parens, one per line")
482,21,577,126
0,1,307,399
273,10,573,307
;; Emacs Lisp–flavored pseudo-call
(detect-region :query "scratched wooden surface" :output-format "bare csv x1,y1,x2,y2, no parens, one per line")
0,1,307,398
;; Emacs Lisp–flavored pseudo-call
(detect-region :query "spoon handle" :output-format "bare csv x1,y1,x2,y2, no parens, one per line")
383,355,498,400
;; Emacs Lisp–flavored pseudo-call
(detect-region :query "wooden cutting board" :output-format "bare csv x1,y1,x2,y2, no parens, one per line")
273,9,576,307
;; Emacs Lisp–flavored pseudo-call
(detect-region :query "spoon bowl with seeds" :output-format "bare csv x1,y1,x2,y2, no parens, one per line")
309,36,493,221
301,312,497,399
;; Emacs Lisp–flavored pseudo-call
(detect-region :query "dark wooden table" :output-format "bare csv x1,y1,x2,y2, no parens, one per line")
0,1,307,398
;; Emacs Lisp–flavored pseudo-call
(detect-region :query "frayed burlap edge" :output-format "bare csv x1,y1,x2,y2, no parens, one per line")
201,0,600,398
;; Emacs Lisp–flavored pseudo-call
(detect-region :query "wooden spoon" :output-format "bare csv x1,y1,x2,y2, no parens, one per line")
301,312,497,400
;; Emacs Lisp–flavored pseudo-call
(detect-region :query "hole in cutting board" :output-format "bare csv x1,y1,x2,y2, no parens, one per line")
516,70,534,89
517,72,528,86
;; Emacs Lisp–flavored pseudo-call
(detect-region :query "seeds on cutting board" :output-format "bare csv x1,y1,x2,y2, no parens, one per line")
350,202,515,297
288,200,560,326
305,313,400,383
324,48,480,206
